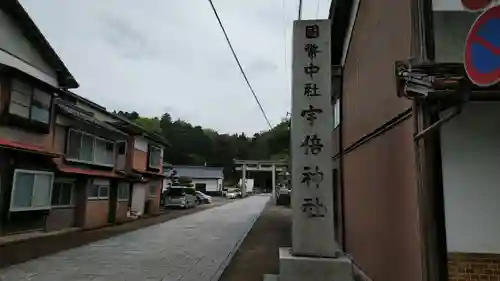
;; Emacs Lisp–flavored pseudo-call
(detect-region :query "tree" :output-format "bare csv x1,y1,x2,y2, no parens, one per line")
114,110,290,181
116,111,139,120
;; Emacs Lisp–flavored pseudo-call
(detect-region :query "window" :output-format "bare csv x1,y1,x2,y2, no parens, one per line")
195,183,206,192
333,98,340,128
117,141,126,155
51,180,75,206
149,183,157,197
184,188,196,196
167,187,185,197
89,179,110,200
134,137,148,152
9,79,51,124
89,185,109,200
148,145,162,168
94,139,114,166
118,182,129,200
10,170,54,211
66,129,115,166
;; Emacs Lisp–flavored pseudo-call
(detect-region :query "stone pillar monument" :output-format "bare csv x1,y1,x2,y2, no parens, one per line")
271,164,276,199
264,19,353,281
241,163,247,197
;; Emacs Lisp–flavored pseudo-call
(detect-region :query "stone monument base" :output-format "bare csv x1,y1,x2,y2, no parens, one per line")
264,247,354,281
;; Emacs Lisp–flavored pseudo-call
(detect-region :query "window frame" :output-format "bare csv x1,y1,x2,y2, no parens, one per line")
51,179,76,208
88,185,110,200
333,97,340,128
195,183,207,191
66,128,116,167
148,145,162,168
8,78,53,125
117,141,127,155
10,169,54,212
117,182,130,201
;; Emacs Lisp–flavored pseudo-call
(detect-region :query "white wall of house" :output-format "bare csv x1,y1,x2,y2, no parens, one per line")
0,9,57,86
441,102,500,253
131,183,146,216
192,178,219,193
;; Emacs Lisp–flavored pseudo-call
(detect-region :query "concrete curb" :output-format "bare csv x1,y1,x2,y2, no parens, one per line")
210,196,270,281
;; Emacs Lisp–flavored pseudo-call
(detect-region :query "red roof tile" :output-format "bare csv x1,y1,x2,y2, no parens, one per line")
0,138,59,156
133,169,166,178
53,159,124,178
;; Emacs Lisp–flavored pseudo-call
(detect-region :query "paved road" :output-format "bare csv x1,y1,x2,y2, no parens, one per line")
0,195,270,281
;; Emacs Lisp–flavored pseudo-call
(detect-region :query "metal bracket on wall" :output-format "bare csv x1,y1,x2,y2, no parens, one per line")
414,81,471,141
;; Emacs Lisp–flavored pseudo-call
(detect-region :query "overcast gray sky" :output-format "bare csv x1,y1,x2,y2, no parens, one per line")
20,0,331,135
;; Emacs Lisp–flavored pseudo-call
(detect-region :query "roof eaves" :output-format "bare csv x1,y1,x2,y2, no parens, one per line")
329,0,357,65
56,99,128,136
173,165,223,171
109,114,171,147
59,90,107,112
0,1,79,89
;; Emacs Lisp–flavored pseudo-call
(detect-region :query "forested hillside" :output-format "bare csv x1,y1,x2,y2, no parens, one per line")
115,111,290,180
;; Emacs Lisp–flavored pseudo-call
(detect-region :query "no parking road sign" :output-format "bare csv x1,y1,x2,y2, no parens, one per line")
462,0,495,11
464,4,500,87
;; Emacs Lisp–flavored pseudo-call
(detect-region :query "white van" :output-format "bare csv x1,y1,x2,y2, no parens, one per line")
165,186,197,208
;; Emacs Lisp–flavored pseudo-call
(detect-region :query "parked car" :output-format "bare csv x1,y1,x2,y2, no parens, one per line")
226,189,239,199
165,186,197,208
195,191,212,204
276,184,291,206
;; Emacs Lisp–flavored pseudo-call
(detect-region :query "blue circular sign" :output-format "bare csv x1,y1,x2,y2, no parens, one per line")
465,5,500,87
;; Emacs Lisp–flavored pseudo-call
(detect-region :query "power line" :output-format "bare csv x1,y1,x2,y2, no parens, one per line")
207,0,273,130
281,0,290,100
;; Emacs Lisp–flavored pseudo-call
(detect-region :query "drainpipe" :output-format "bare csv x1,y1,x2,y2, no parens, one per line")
411,0,447,279
334,65,346,251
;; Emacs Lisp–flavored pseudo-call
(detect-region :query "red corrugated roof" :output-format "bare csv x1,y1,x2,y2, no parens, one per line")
133,169,166,178
53,159,124,178
0,138,60,156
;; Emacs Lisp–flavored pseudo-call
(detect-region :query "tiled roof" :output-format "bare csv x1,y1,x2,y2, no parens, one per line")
53,159,124,178
0,1,78,88
109,116,170,147
170,166,224,179
133,169,166,178
0,138,59,156
56,99,127,136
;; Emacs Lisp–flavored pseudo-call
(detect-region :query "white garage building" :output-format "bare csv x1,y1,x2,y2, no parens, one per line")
172,165,224,195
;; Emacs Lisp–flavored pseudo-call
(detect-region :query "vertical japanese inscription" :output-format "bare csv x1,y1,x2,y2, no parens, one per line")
298,23,328,217
301,166,324,188
305,24,320,39
292,19,334,256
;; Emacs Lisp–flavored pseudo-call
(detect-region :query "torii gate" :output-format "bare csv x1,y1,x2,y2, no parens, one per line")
234,159,288,198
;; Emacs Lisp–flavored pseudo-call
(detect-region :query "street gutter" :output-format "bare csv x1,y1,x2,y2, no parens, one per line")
210,195,270,281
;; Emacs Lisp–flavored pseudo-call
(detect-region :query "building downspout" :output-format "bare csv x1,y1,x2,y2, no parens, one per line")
335,66,346,251
413,101,450,281
411,0,448,280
